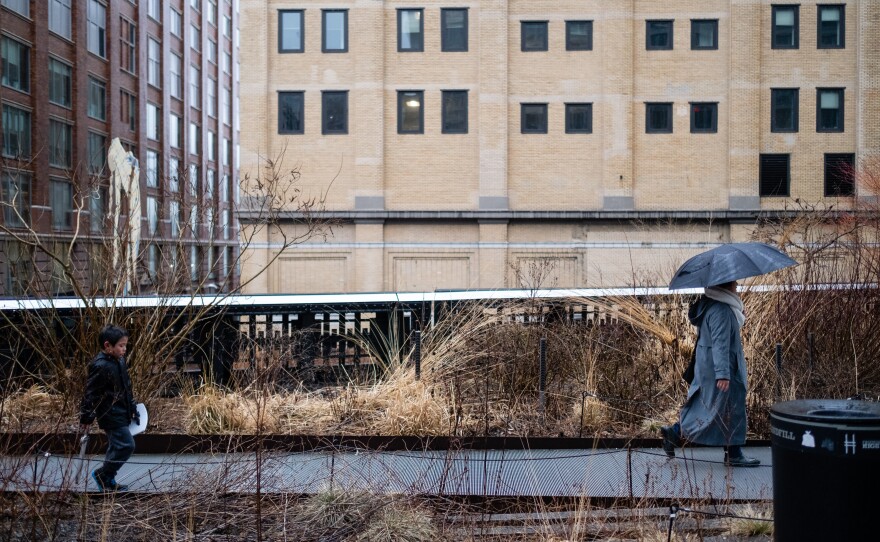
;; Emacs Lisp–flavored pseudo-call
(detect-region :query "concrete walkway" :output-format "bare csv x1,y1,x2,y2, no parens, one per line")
0,446,772,500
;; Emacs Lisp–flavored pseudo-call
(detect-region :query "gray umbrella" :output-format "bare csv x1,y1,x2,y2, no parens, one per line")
669,242,797,290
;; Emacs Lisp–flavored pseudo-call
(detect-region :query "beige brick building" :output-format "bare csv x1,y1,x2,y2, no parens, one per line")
239,0,880,293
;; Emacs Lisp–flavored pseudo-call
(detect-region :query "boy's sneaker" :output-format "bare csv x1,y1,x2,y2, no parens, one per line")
92,469,128,491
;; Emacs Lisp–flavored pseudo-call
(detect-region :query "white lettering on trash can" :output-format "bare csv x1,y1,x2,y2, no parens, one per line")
801,431,816,448
844,434,857,455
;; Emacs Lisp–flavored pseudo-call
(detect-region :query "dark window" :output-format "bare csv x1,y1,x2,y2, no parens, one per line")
824,153,855,197
566,21,593,51
398,91,424,134
521,103,548,133
772,5,799,49
50,179,72,230
1,171,30,228
120,17,137,73
759,154,790,197
817,88,844,132
322,91,348,134
398,9,424,52
49,119,72,168
442,90,468,134
1,36,30,93
565,103,592,133
278,91,304,134
278,10,304,52
771,88,799,132
521,21,548,52
322,10,347,52
48,58,72,107
441,8,468,52
690,102,718,133
87,131,106,173
818,5,844,48
121,89,137,131
645,103,673,133
1,104,30,159
88,77,106,121
646,20,673,50
691,19,718,49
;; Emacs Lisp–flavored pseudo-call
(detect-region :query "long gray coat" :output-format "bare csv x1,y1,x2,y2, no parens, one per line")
679,297,748,446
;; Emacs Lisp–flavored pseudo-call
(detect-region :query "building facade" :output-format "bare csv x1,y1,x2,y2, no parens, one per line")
0,0,239,296
240,1,880,294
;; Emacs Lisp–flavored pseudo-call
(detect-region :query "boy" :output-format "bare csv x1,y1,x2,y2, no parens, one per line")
79,325,139,490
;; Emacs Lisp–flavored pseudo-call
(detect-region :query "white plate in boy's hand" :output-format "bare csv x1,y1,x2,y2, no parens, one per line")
128,403,148,436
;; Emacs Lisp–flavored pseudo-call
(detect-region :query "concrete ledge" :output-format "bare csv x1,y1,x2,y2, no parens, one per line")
729,196,761,210
354,196,385,210
603,196,634,211
479,196,509,210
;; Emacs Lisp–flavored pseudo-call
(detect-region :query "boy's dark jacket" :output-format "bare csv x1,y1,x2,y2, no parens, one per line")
79,352,137,430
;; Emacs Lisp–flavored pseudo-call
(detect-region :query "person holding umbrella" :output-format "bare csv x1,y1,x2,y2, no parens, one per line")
661,242,797,467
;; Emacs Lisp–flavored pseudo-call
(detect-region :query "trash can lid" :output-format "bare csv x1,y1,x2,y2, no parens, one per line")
771,399,880,424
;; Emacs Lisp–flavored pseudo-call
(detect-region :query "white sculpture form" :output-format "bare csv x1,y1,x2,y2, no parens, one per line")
107,138,141,295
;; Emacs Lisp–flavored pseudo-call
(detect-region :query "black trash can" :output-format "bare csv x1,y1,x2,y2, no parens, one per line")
771,400,880,541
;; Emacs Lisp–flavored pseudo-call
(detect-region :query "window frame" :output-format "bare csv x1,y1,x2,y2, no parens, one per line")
48,118,72,169
50,178,73,230
816,87,844,133
566,20,593,51
1,171,31,228
87,131,106,174
521,21,549,52
1,104,31,159
278,9,306,54
759,153,791,197
278,91,305,134
690,102,718,133
565,103,593,134
147,37,161,88
49,0,73,39
824,153,855,197
441,8,468,52
442,90,468,134
87,0,107,58
146,102,160,141
120,17,137,74
771,88,799,133
772,5,799,49
398,8,424,52
691,19,718,50
321,90,348,135
1,36,30,94
120,89,137,131
645,102,673,133
48,57,72,107
520,103,548,134
2,0,29,18
322,9,348,53
397,90,425,134
817,4,845,49
87,76,107,121
646,20,674,50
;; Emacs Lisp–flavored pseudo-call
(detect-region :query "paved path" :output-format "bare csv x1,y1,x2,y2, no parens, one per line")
1,446,773,500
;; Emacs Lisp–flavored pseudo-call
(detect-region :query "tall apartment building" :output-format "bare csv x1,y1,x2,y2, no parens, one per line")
0,0,239,296
240,1,880,294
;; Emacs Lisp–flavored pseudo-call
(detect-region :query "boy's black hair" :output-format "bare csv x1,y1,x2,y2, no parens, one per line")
99,325,129,348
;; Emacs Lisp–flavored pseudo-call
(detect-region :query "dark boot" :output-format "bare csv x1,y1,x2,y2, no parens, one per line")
724,445,760,467
660,423,681,458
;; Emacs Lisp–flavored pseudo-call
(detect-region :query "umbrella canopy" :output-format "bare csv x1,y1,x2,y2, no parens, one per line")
669,242,797,290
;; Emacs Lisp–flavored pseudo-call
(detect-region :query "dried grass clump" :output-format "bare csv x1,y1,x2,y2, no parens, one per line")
183,386,251,434
354,499,440,542
372,379,451,436
0,385,62,430
295,488,381,533
727,504,773,536
273,392,337,434
571,396,610,432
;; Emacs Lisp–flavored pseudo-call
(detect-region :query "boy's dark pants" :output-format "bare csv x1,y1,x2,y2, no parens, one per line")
101,426,134,480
